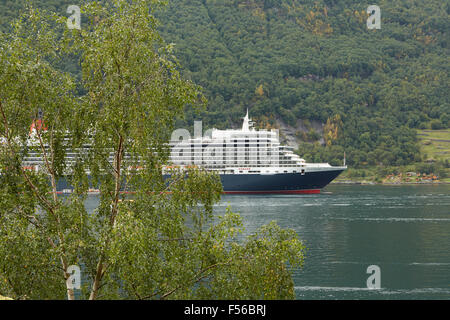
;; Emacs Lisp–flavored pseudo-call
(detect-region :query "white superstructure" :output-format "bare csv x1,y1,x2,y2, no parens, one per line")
15,111,345,177
169,110,344,175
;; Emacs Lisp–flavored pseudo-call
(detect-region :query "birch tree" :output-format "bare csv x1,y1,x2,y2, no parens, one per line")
0,0,305,300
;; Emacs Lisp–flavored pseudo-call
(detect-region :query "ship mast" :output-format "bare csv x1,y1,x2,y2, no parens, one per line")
242,109,252,131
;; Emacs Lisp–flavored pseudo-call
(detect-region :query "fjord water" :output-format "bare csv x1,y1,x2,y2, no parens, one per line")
84,185,450,299
215,185,450,300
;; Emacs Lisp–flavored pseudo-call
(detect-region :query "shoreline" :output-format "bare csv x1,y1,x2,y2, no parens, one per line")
331,180,450,185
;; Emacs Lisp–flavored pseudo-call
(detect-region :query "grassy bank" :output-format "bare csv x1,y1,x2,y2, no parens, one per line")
332,163,450,185
417,129,450,163
331,129,450,185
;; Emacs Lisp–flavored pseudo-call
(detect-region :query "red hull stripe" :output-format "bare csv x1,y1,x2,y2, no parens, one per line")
223,189,320,195
56,189,321,195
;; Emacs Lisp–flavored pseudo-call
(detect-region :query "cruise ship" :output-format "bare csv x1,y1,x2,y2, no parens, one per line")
167,111,346,194
18,111,346,194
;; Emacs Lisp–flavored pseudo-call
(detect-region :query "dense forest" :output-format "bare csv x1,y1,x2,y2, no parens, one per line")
0,0,449,167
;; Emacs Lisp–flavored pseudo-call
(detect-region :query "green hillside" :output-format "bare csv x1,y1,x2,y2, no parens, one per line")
0,0,449,167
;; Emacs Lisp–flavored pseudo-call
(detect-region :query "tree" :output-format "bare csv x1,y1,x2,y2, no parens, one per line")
323,114,342,146
0,6,80,299
0,0,305,300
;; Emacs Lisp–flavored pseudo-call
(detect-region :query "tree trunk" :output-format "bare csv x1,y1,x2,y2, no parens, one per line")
89,135,124,300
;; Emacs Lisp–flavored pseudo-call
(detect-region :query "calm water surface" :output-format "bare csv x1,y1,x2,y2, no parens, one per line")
216,185,450,300
85,185,450,300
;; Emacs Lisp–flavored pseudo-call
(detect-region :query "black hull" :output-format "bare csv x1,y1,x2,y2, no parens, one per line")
219,170,344,194
55,169,345,194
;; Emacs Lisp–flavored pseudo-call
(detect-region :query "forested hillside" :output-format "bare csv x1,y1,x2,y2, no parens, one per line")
0,0,449,167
